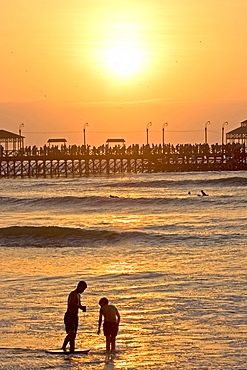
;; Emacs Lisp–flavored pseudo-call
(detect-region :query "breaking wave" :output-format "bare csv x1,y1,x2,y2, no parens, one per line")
0,225,245,248
106,176,247,188
0,194,238,209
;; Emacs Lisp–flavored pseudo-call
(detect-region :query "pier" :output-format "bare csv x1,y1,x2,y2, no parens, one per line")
0,143,246,178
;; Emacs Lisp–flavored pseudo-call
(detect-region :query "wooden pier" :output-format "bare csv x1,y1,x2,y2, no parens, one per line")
0,151,246,178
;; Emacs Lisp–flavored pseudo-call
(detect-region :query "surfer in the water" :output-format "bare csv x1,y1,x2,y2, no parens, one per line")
97,297,120,352
62,280,87,353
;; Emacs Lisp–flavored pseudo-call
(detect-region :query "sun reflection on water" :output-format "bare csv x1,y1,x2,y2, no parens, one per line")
108,215,143,229
103,261,137,275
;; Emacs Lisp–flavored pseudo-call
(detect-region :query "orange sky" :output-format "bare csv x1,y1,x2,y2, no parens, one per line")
1,0,247,146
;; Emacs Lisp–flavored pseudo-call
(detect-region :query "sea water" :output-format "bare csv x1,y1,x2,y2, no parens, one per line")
0,171,246,370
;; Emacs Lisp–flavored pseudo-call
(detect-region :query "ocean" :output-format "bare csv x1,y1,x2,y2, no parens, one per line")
0,171,246,370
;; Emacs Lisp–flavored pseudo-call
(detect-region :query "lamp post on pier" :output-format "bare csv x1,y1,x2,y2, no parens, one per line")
146,122,152,145
19,123,24,137
162,122,168,146
222,121,228,146
18,123,24,150
205,121,211,144
83,122,89,145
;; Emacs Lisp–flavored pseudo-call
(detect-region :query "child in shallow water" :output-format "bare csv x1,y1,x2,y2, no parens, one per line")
97,297,120,352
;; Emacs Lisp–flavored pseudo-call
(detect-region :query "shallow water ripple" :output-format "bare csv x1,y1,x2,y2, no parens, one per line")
0,172,246,369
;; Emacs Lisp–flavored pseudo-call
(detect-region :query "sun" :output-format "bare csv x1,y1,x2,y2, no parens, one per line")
105,45,142,77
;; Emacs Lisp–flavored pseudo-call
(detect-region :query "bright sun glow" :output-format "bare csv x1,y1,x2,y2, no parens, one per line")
105,45,142,76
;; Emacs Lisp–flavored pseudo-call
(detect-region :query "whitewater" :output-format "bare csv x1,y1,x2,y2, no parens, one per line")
0,171,246,369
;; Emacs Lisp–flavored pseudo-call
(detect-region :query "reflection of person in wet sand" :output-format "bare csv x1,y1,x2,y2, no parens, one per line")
103,352,115,369
97,297,120,352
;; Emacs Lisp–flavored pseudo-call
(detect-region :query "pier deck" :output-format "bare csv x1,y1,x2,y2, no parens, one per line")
0,151,246,178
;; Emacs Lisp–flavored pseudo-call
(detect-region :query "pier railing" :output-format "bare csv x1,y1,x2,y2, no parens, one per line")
0,143,246,177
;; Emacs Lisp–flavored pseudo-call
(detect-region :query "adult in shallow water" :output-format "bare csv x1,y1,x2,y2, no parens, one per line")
62,280,87,353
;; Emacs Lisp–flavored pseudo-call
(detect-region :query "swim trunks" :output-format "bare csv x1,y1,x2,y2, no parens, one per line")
103,321,118,337
64,311,78,334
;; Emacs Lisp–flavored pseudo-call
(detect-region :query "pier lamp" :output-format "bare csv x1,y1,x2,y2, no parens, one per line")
146,122,152,145
18,123,24,150
19,122,24,136
162,122,168,146
222,121,228,146
205,121,211,144
83,122,89,145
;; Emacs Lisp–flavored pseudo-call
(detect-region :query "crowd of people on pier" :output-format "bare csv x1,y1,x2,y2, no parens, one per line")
0,141,245,159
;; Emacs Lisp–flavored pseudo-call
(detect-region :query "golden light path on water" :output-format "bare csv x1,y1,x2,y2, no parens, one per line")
1,237,246,369
0,172,246,369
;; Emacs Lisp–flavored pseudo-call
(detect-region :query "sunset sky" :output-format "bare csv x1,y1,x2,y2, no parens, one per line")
1,0,247,146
